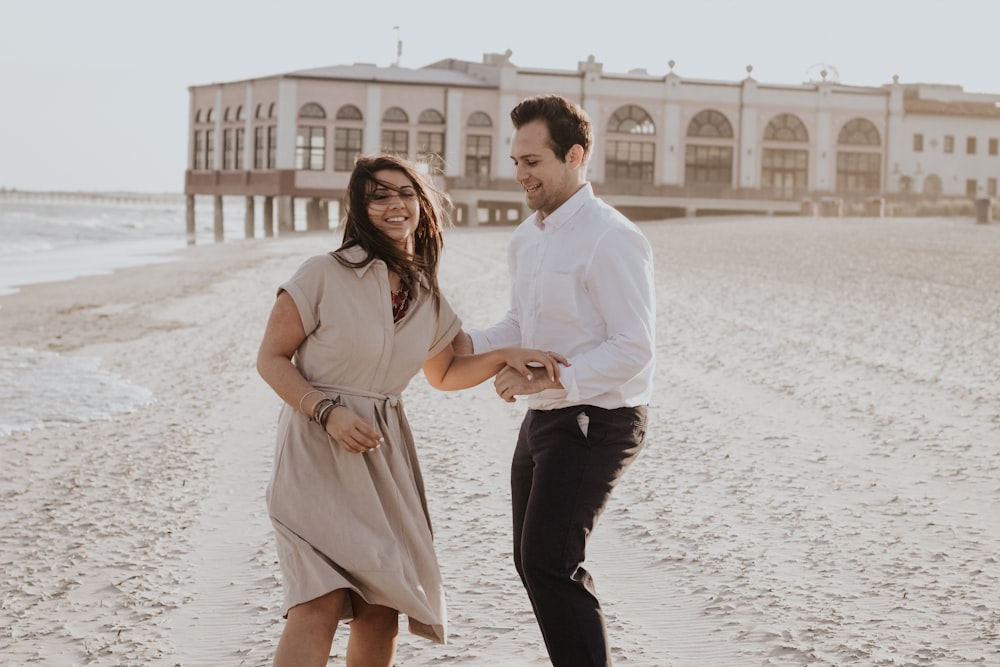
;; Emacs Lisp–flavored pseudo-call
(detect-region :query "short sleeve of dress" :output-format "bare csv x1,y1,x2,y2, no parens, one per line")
279,255,332,336
427,291,463,359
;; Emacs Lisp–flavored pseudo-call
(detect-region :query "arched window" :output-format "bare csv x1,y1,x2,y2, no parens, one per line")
606,105,656,184
836,118,882,195
465,112,492,181
685,109,735,188
195,109,202,124
267,102,276,119
467,111,492,127
382,107,409,157
235,105,244,122
336,104,363,120
296,103,326,170
764,113,808,142
761,113,808,199
206,108,215,123
922,173,943,198
417,109,445,174
686,109,734,138
299,102,326,119
837,118,880,146
255,103,265,120
419,109,445,124
608,105,656,135
383,107,409,123
334,105,364,172
223,107,231,122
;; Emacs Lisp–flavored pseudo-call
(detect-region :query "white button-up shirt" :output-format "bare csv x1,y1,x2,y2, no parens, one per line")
469,183,655,410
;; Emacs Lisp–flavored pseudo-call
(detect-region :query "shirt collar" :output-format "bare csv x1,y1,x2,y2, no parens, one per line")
532,182,594,231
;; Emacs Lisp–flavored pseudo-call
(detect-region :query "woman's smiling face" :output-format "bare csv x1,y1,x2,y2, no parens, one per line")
367,168,420,250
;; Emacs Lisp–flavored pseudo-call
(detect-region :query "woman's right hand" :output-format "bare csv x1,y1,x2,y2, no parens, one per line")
503,348,569,383
324,406,383,454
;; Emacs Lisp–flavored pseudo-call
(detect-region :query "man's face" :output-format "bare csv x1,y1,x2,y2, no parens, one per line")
510,119,581,217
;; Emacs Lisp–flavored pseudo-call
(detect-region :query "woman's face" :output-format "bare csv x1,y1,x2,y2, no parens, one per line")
366,169,420,251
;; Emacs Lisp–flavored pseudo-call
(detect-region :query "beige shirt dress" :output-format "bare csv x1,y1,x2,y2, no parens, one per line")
266,246,462,643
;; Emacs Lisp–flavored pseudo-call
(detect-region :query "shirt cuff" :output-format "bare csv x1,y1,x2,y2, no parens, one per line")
550,364,576,401
468,329,492,354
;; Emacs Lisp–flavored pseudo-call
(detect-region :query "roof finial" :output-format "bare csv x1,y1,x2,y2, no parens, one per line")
393,26,402,66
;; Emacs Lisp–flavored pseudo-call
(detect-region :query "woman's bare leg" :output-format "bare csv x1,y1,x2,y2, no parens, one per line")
273,589,347,667
345,592,399,667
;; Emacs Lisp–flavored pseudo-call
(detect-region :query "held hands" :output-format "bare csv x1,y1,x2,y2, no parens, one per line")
496,348,570,403
324,405,383,454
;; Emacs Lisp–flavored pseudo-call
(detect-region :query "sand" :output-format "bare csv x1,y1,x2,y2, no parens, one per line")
1,216,998,666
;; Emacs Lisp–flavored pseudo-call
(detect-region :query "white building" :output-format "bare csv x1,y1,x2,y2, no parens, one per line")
185,52,1000,237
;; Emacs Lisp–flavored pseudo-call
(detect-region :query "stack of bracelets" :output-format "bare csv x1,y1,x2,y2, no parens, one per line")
311,396,341,428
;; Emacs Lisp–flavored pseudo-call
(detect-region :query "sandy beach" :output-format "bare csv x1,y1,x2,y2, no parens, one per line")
1,215,999,666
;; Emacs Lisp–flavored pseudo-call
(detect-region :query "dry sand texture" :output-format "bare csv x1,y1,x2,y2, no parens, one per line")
1,216,998,666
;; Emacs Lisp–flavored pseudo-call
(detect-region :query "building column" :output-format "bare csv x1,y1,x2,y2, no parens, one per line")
213,195,224,242
263,196,274,237
244,195,255,238
277,195,294,234
319,200,330,230
185,194,196,245
306,198,321,230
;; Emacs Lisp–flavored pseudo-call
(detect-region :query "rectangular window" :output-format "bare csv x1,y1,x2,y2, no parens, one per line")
944,135,954,154
223,128,233,170
193,130,203,170
990,138,999,156
836,151,881,194
205,129,215,170
685,145,734,185
254,127,264,169
381,129,409,157
295,126,326,170
334,128,363,171
417,130,445,173
966,179,977,196
989,178,997,196
760,148,808,199
235,128,245,170
465,134,492,179
913,133,923,152
967,137,977,155
267,126,276,169
605,140,655,184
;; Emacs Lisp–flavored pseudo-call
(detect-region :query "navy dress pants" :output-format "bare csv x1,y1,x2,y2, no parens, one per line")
511,404,647,667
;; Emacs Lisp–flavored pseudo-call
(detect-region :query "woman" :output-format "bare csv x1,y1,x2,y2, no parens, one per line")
256,154,564,666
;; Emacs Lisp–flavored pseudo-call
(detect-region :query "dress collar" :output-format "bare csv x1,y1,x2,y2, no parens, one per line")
333,245,430,290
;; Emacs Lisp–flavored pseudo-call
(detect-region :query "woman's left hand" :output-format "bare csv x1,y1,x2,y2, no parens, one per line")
502,348,569,384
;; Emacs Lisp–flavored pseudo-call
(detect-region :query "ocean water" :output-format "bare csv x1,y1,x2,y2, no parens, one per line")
0,194,249,436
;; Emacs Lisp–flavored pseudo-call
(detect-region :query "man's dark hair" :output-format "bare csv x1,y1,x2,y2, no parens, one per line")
510,95,593,162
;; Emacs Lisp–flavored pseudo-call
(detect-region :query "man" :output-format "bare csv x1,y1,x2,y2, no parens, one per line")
459,94,656,666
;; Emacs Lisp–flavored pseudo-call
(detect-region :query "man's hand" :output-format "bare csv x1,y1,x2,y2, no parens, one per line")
451,329,474,355
494,364,562,402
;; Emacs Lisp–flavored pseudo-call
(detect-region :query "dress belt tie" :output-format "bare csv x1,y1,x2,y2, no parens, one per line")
313,383,405,426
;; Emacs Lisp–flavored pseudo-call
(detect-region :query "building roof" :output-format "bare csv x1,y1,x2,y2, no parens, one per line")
903,95,1000,118
286,63,494,88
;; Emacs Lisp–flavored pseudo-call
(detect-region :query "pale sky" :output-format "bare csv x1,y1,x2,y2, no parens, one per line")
3,0,998,193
